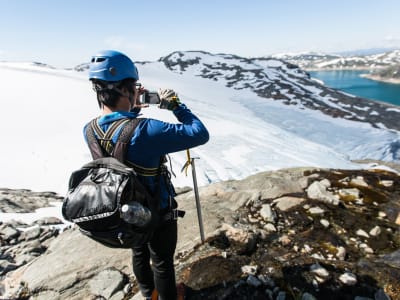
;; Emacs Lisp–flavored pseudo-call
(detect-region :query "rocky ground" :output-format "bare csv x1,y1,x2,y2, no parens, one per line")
1,167,399,300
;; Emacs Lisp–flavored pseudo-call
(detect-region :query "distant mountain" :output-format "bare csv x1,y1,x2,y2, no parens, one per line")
270,49,400,70
335,47,400,56
365,64,400,82
159,51,400,131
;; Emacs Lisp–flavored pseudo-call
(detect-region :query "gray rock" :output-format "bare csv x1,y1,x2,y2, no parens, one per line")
1,225,19,241
19,226,42,241
378,211,387,219
258,274,275,288
380,249,400,268
339,272,357,285
220,224,257,254
307,180,340,205
265,289,274,300
320,219,330,228
356,229,369,238
276,291,286,300
0,259,18,275
246,275,262,287
379,180,393,187
279,235,291,246
34,217,63,226
369,226,381,237
308,207,325,215
319,179,331,188
2,228,133,299
89,268,125,299
39,228,58,244
310,263,329,278
20,239,45,255
350,176,368,187
273,196,305,211
0,188,62,213
336,246,346,261
263,223,277,232
241,265,258,276
302,292,317,300
260,204,276,222
109,290,125,300
359,243,374,254
174,186,192,195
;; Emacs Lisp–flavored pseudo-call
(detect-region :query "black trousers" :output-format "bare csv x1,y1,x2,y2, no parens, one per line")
132,220,178,300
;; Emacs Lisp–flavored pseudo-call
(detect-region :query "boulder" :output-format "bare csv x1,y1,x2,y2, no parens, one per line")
3,228,132,299
307,180,340,205
273,196,305,211
88,268,125,299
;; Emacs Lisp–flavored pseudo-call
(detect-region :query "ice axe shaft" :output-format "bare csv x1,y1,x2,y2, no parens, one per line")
186,150,205,243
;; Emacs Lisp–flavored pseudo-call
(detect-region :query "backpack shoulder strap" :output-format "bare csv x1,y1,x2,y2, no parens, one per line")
92,118,130,155
85,119,106,160
85,117,143,161
111,118,143,162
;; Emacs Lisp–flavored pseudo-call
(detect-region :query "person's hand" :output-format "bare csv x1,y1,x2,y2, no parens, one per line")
158,88,181,110
133,85,149,109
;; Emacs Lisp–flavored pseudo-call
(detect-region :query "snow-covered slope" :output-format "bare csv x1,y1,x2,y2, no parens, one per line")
160,51,400,131
271,49,400,70
1,52,399,195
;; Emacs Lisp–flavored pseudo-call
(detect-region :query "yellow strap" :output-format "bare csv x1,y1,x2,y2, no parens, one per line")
183,149,191,176
125,160,160,176
92,118,130,155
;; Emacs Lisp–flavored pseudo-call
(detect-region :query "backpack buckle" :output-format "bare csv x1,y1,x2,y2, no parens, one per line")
162,209,185,222
173,209,185,220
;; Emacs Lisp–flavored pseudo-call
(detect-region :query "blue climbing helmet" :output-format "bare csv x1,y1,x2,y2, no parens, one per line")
89,50,139,82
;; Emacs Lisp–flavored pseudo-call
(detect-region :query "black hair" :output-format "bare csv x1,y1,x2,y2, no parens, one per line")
91,78,136,108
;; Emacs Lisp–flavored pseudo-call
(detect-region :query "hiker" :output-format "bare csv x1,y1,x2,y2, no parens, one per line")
87,50,209,300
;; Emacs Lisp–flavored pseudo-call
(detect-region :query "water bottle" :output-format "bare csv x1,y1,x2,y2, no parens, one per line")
120,202,152,227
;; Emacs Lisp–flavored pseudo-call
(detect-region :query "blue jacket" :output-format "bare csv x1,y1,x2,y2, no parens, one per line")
84,104,209,209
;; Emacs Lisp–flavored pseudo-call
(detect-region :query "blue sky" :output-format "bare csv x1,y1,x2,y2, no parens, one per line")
1,0,399,67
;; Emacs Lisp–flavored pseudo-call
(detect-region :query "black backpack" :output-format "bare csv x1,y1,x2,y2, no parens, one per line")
62,117,160,248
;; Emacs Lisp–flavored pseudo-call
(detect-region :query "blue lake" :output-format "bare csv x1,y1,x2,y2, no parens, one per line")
308,70,400,107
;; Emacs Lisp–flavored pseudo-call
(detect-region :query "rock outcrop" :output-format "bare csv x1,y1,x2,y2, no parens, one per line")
1,167,399,299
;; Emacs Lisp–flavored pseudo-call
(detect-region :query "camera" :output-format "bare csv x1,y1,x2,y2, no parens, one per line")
142,91,160,105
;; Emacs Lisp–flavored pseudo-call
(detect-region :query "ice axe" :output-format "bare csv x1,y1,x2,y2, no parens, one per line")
182,149,205,243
